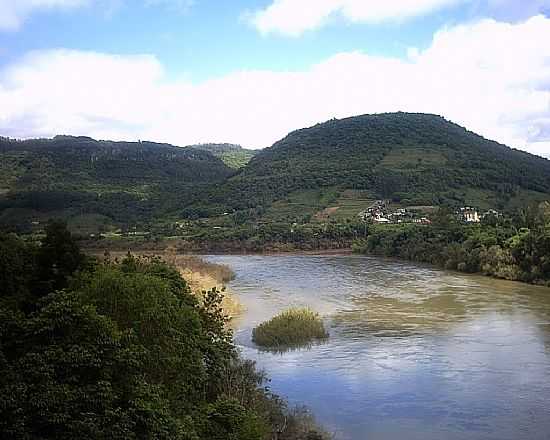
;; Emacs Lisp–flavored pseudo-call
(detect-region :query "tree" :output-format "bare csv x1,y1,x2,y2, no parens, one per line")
36,221,85,295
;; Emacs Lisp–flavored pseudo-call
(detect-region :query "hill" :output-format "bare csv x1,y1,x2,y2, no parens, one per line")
200,113,550,222
0,135,233,234
188,143,257,169
3,113,550,237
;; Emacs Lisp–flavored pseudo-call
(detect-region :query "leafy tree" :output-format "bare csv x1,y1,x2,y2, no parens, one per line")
0,232,330,440
36,220,86,295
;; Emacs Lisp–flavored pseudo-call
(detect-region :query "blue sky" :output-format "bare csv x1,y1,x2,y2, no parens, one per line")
0,0,549,157
1,1,465,80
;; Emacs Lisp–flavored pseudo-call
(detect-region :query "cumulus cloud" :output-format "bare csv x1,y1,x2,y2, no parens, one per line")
248,0,462,37
247,0,550,37
0,16,549,157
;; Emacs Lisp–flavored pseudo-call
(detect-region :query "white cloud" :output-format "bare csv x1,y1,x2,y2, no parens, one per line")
247,0,550,37
0,0,89,31
248,0,462,37
0,16,549,158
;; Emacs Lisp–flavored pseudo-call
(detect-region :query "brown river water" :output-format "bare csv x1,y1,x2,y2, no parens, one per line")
205,254,550,440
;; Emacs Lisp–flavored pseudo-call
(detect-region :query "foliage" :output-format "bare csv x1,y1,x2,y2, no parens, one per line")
4,113,550,238
0,135,233,233
189,143,257,170
0,224,329,439
252,309,329,349
354,204,550,284
36,220,86,294
195,113,550,217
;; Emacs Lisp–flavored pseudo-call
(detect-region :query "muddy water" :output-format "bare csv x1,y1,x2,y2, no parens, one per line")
206,254,550,440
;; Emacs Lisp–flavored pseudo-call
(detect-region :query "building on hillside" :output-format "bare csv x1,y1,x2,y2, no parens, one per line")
373,215,391,224
481,209,502,219
359,201,431,224
412,217,432,225
358,200,390,221
458,207,480,223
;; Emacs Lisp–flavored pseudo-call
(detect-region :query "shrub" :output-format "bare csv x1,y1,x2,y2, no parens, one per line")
252,308,328,349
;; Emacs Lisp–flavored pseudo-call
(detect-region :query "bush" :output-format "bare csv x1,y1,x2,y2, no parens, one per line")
252,309,328,349
1,227,331,439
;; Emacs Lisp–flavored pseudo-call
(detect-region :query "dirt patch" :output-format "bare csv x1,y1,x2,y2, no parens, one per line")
314,206,340,220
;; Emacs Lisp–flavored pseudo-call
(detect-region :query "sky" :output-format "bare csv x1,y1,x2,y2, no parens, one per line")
0,1,549,157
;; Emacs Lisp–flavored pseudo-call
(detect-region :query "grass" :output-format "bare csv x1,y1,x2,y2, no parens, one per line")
319,189,376,221
252,308,328,349
166,253,236,283
219,150,256,169
261,187,377,223
261,189,333,222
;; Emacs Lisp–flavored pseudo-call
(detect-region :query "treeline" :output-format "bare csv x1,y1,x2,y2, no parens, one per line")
158,221,362,253
0,135,233,232
354,205,550,284
0,222,330,439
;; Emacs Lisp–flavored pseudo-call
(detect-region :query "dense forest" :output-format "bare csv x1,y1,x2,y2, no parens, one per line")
0,136,233,233
0,223,329,439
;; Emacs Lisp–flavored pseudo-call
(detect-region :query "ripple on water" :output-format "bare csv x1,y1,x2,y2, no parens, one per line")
205,254,550,440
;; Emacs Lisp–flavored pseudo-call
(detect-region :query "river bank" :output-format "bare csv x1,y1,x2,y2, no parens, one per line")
79,236,355,254
84,238,550,288
211,253,550,440
88,249,244,318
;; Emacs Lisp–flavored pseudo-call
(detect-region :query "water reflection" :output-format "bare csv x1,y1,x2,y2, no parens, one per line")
206,254,550,440
256,339,329,355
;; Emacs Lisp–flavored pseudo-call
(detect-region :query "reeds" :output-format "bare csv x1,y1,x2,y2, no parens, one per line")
252,308,328,348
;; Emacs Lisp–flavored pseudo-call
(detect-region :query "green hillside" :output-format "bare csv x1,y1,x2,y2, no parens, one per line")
201,113,550,220
3,113,550,237
0,136,233,233
189,143,257,169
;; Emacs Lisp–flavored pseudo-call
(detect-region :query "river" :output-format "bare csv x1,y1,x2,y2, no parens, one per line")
206,254,550,440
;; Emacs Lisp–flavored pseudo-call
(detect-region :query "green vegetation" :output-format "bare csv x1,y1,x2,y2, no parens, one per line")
0,135,233,234
189,143,257,169
2,113,550,251
0,222,330,440
198,113,550,217
353,203,550,285
252,308,329,349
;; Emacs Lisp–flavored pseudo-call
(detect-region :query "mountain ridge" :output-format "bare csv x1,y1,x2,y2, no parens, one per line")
0,135,234,233
2,113,550,234
201,112,550,217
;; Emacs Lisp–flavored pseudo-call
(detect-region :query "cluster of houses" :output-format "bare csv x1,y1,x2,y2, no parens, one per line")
359,201,501,225
457,207,501,223
358,200,432,224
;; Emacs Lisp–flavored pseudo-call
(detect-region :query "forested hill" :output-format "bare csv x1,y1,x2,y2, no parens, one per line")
188,143,256,169
0,135,232,183
3,113,550,236
0,135,233,233
208,113,550,213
